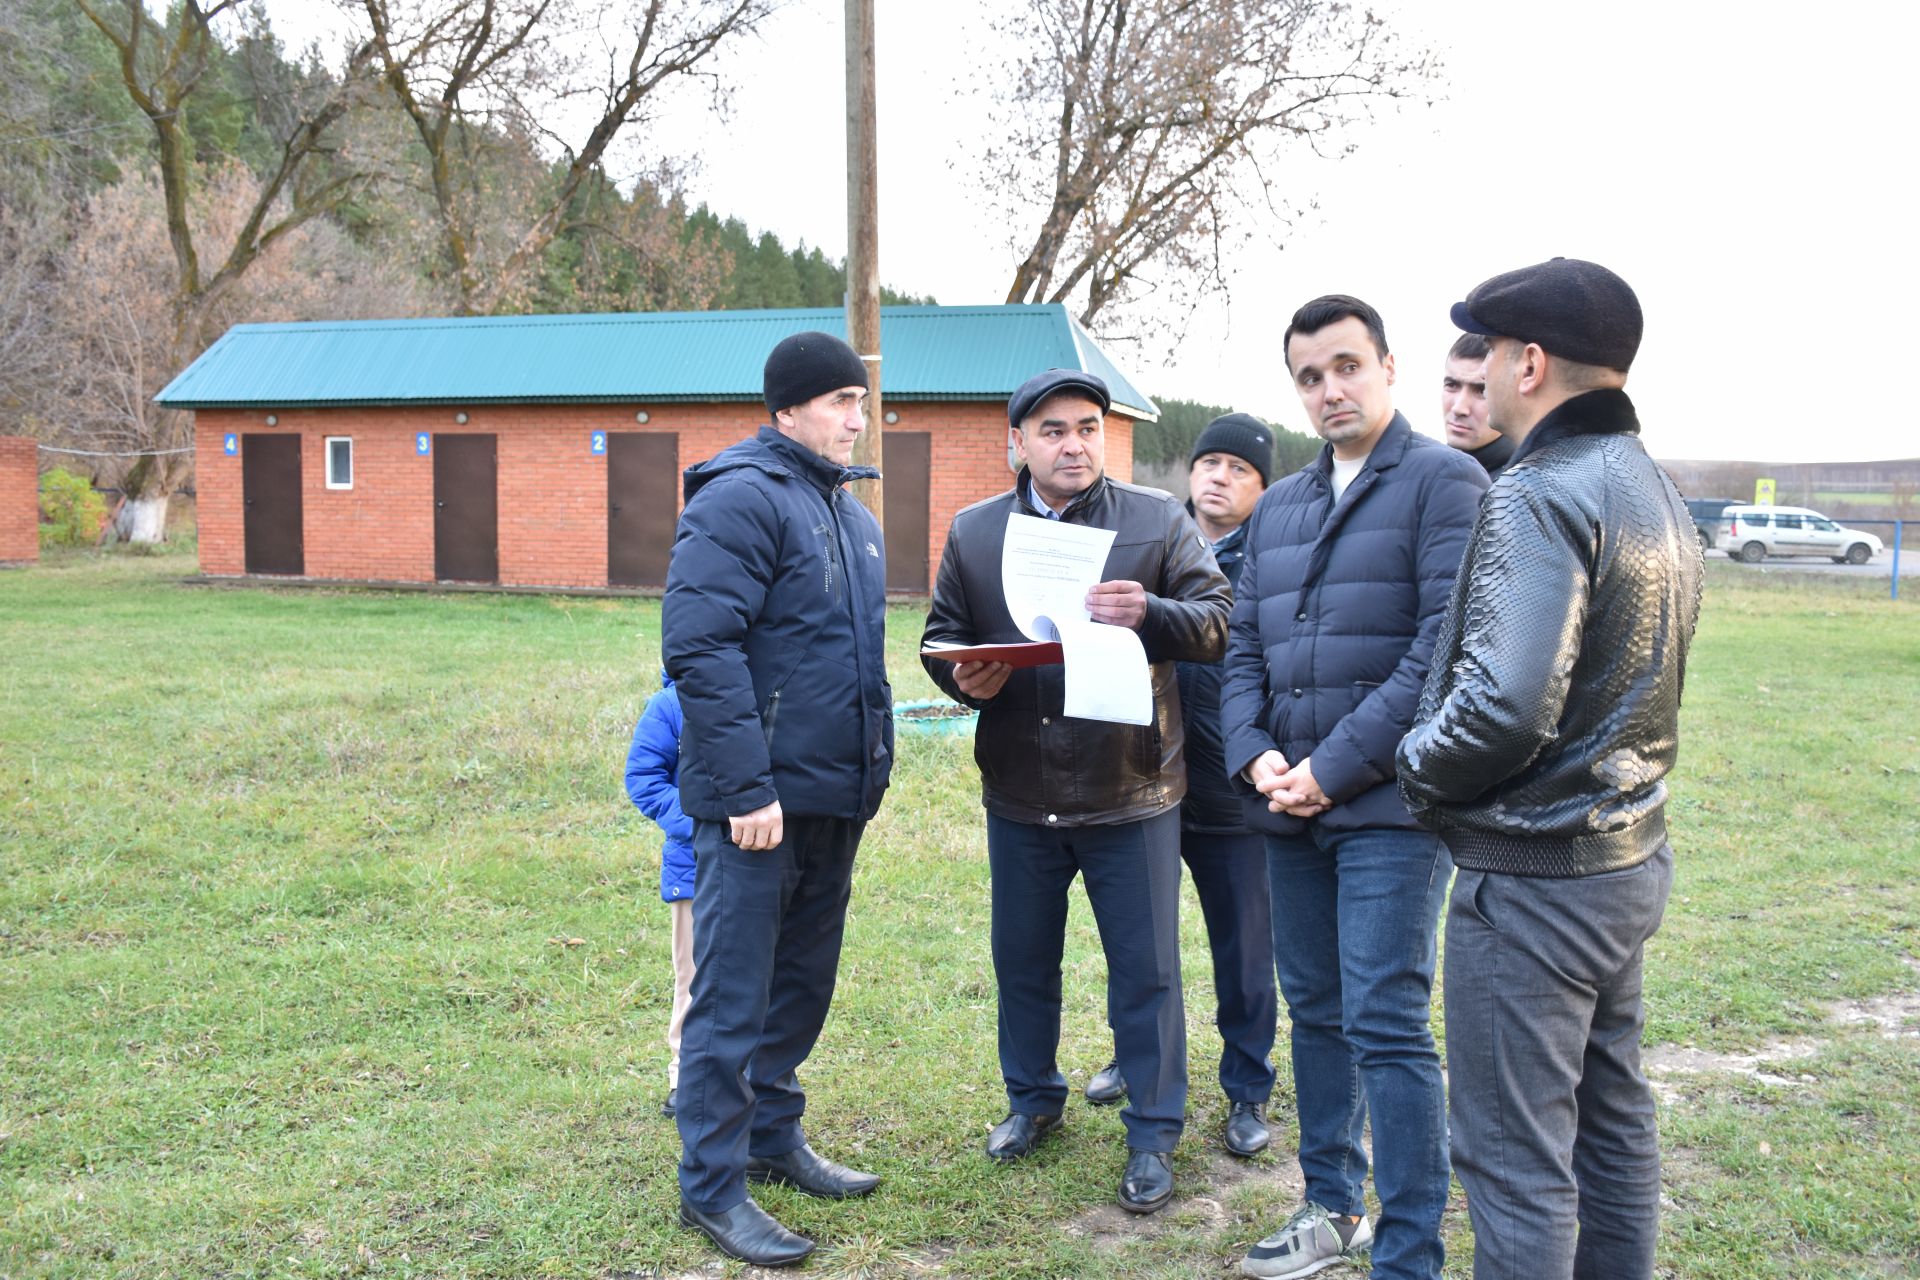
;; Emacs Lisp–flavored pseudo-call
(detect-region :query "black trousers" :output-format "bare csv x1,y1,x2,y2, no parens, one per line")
1180,828,1278,1101
675,815,864,1212
987,808,1186,1152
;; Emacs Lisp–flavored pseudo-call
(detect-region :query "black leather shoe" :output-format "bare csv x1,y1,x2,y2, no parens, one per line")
745,1142,880,1199
1118,1148,1174,1214
1224,1100,1270,1157
1085,1059,1127,1105
678,1196,815,1267
659,1087,677,1118
985,1111,1062,1161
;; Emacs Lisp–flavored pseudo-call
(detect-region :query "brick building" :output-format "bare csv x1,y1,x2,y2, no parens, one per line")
156,304,1156,592
0,437,38,564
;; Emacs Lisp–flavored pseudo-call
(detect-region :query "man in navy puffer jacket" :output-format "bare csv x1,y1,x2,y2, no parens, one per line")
1223,296,1486,1280
662,331,894,1269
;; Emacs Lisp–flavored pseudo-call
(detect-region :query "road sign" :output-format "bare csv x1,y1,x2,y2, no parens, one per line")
1754,477,1776,506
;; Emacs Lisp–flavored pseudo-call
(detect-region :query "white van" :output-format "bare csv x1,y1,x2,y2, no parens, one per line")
1715,506,1883,564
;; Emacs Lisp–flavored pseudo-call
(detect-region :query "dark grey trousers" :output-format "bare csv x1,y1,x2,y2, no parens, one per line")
676,815,863,1212
1444,845,1673,1280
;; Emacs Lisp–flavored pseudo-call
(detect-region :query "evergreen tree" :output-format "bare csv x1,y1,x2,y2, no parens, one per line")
1138,397,1320,475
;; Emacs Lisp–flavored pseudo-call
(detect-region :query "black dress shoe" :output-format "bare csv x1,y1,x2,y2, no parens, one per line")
1118,1148,1174,1214
659,1087,677,1118
678,1196,815,1267
745,1142,880,1199
985,1111,1062,1161
1085,1059,1127,1105
1224,1099,1271,1157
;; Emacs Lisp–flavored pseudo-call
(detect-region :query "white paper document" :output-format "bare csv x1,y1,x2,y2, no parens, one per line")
1001,513,1152,725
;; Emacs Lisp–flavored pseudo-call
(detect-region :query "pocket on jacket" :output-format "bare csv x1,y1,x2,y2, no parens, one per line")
761,687,784,747
1132,721,1164,780
1264,698,1291,749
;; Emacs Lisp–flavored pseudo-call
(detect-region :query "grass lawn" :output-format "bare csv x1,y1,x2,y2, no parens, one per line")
2,548,1916,1279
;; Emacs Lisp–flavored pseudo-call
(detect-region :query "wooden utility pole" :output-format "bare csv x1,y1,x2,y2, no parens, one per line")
845,0,883,525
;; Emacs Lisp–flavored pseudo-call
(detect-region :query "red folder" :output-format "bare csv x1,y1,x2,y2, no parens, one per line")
919,640,1064,668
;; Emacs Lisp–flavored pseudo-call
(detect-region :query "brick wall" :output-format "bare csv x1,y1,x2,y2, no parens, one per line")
0,436,38,563
193,401,1138,590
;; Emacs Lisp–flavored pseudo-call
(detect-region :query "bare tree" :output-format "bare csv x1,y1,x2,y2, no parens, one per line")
355,0,779,315
0,0,97,439
0,205,67,440
989,0,1435,335
70,0,383,539
54,165,438,534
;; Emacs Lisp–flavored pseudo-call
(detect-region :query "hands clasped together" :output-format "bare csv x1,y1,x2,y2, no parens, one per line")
1245,749,1329,818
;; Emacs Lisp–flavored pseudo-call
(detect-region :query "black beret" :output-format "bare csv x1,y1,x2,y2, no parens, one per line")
1190,412,1274,487
764,330,868,417
1451,257,1642,372
1008,368,1110,430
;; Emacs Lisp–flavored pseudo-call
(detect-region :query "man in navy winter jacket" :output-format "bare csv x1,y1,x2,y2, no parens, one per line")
1222,296,1486,1280
662,331,894,1269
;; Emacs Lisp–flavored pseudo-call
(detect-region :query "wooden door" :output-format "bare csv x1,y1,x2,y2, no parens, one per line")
607,433,678,587
241,433,303,575
883,431,930,592
433,434,498,583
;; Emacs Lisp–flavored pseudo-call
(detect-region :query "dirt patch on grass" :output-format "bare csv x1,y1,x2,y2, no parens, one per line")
1644,1038,1823,1102
1831,982,1920,1040
1647,962,1920,1104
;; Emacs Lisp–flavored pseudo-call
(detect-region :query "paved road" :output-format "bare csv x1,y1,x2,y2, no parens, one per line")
1710,551,1919,580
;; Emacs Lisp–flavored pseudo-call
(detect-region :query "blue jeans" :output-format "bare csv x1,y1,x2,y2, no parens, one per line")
1267,825,1451,1280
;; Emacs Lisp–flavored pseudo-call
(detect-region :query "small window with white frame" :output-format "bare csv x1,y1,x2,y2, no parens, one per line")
324,436,353,490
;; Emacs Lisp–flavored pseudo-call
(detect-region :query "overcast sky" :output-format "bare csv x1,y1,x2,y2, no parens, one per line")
274,0,1918,464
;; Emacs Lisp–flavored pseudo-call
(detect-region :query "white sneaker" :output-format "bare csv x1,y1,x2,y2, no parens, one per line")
1241,1201,1374,1278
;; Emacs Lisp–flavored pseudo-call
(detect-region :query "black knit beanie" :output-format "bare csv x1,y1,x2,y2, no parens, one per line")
1190,412,1274,487
763,331,869,418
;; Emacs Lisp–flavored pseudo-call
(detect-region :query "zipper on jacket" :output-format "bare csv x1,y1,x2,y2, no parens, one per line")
829,486,875,812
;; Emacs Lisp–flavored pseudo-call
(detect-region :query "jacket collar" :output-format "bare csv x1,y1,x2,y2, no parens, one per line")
1182,500,1250,554
1467,432,1516,471
1309,411,1414,480
1508,388,1639,468
1014,467,1108,519
756,425,880,492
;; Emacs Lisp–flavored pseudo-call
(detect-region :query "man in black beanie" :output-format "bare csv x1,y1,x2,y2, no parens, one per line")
1400,259,1703,1280
664,329,894,1267
1083,414,1279,1162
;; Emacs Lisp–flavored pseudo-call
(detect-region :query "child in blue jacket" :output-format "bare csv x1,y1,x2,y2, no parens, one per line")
624,671,697,1117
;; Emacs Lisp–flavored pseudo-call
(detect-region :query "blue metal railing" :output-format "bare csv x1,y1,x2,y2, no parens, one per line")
1837,519,1907,600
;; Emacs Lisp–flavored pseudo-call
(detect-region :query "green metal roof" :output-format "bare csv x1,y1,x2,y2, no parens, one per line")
154,304,1158,420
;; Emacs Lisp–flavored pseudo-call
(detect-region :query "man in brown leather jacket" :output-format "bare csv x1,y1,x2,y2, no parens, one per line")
1398,259,1704,1280
920,367,1230,1215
